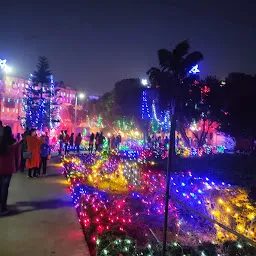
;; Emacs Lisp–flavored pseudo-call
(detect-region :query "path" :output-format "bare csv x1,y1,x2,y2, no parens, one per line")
0,157,90,256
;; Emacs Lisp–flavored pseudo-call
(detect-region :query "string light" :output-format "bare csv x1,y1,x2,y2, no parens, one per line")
62,151,256,255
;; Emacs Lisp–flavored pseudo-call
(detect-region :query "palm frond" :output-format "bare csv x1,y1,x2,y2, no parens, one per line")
181,51,203,72
157,49,172,70
172,40,190,59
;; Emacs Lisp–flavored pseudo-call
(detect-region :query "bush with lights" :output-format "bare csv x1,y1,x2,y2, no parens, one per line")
62,152,256,255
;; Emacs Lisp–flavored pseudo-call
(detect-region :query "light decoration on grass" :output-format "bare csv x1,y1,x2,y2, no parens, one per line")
62,152,256,255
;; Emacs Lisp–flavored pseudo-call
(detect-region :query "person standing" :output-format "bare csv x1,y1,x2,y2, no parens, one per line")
58,131,64,155
0,121,3,144
0,126,20,215
99,132,105,151
116,134,121,149
110,135,116,150
40,137,51,176
23,127,30,137
44,132,50,145
16,133,21,142
89,133,94,153
20,134,27,172
64,130,70,155
95,132,99,151
26,129,43,178
75,133,82,153
69,133,74,151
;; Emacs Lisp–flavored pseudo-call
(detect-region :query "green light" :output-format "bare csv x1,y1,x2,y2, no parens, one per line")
237,243,243,249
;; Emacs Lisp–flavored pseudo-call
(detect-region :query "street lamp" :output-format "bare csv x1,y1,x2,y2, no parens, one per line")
74,92,85,132
0,59,12,73
141,79,148,86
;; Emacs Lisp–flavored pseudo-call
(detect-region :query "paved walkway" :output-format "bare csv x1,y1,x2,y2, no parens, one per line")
0,157,90,256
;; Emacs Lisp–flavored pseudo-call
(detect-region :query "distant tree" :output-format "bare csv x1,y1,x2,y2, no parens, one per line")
177,76,224,148
21,56,60,130
113,78,143,118
222,73,256,138
95,78,143,126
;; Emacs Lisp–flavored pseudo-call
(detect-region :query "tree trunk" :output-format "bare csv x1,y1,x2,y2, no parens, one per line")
162,99,176,256
177,121,191,147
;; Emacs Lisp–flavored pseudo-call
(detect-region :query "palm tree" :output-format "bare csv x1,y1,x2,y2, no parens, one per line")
147,40,203,255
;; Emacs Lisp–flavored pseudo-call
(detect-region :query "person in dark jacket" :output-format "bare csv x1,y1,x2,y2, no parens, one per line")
75,133,82,153
20,134,27,172
58,131,64,155
99,132,105,151
39,137,51,176
64,130,70,155
95,132,99,151
69,133,74,151
23,127,30,137
0,126,20,215
89,133,94,153
0,120,3,144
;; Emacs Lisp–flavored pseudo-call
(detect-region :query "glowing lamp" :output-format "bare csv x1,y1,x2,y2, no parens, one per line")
78,93,85,99
141,79,148,86
0,59,12,73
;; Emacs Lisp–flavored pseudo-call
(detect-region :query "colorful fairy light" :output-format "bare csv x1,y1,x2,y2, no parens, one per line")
62,152,256,255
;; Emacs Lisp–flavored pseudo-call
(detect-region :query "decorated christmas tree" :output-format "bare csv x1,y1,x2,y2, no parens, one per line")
20,56,60,130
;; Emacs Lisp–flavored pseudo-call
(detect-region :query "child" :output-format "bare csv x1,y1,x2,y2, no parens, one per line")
40,137,51,176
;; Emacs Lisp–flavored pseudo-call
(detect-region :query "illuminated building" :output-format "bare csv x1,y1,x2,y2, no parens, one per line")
0,73,77,135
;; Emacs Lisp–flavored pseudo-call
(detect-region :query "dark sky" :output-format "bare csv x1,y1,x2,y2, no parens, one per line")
0,1,255,94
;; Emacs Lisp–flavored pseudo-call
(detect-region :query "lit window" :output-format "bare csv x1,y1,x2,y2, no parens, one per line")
7,108,9,112
13,109,15,112
2,108,4,112
16,109,18,113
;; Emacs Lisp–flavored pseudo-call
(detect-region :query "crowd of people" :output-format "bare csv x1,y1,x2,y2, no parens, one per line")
0,123,124,215
57,130,107,154
0,121,51,215
58,130,83,154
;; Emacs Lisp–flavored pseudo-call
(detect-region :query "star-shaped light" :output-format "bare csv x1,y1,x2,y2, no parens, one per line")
189,64,200,74
0,59,7,70
0,59,12,73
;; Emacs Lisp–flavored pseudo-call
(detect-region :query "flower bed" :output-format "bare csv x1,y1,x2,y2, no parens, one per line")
62,152,256,255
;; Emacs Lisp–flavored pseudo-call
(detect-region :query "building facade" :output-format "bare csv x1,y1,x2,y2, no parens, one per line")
0,73,77,135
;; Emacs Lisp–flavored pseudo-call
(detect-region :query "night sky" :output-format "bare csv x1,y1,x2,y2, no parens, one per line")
0,1,255,95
